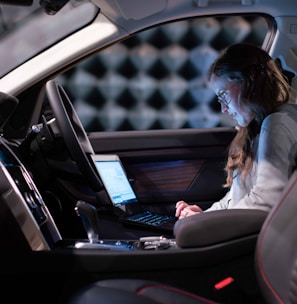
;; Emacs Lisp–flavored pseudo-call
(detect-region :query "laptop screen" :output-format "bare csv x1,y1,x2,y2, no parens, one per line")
91,154,138,207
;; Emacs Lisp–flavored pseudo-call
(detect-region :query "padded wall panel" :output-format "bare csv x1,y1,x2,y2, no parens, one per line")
59,16,268,132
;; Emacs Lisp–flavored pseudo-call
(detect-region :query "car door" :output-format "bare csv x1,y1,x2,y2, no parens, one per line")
88,128,235,213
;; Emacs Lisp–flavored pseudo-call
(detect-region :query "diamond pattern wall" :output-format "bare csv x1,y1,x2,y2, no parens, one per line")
59,16,269,132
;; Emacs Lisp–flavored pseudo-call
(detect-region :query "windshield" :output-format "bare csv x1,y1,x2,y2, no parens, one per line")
0,0,98,77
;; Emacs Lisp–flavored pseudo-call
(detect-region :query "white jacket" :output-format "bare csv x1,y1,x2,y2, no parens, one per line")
206,103,297,212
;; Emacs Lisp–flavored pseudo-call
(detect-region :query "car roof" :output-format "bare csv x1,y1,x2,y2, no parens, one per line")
96,0,297,31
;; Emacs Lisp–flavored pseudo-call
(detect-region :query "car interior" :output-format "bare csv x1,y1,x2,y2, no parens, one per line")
66,169,297,304
0,0,296,303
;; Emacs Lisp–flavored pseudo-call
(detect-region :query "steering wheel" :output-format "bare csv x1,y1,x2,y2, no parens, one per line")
45,79,103,192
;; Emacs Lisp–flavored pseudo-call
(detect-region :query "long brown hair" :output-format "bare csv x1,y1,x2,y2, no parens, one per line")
208,43,291,187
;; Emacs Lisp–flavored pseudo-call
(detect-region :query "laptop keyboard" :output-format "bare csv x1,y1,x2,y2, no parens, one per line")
125,211,177,227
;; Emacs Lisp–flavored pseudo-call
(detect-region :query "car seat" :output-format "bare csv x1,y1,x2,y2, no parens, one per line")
66,170,297,304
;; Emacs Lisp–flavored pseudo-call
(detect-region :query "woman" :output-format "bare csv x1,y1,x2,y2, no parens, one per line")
176,43,297,219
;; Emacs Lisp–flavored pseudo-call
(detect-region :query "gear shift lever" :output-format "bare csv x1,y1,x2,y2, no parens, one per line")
75,200,100,243
74,200,134,250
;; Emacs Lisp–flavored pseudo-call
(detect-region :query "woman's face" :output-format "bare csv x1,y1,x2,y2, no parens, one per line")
209,74,256,127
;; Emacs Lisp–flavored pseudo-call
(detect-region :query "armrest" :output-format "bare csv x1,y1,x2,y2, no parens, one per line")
173,209,268,248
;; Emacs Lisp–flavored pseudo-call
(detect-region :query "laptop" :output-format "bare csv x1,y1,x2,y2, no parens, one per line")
91,154,177,233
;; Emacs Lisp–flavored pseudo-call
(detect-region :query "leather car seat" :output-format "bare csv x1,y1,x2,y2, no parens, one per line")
67,170,297,304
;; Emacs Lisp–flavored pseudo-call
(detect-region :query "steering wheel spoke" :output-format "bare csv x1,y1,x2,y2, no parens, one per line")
45,79,103,192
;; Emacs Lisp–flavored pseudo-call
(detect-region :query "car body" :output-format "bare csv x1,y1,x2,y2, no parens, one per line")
0,0,296,303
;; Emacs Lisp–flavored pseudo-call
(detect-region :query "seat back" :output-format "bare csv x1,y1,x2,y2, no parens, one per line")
255,170,297,304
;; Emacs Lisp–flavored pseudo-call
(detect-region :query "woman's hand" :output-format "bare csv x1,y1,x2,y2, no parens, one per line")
175,200,203,219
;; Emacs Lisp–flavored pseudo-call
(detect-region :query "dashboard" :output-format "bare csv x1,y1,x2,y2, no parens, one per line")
0,138,61,251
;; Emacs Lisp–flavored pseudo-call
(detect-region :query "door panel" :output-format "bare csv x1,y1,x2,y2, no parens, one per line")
89,127,236,211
